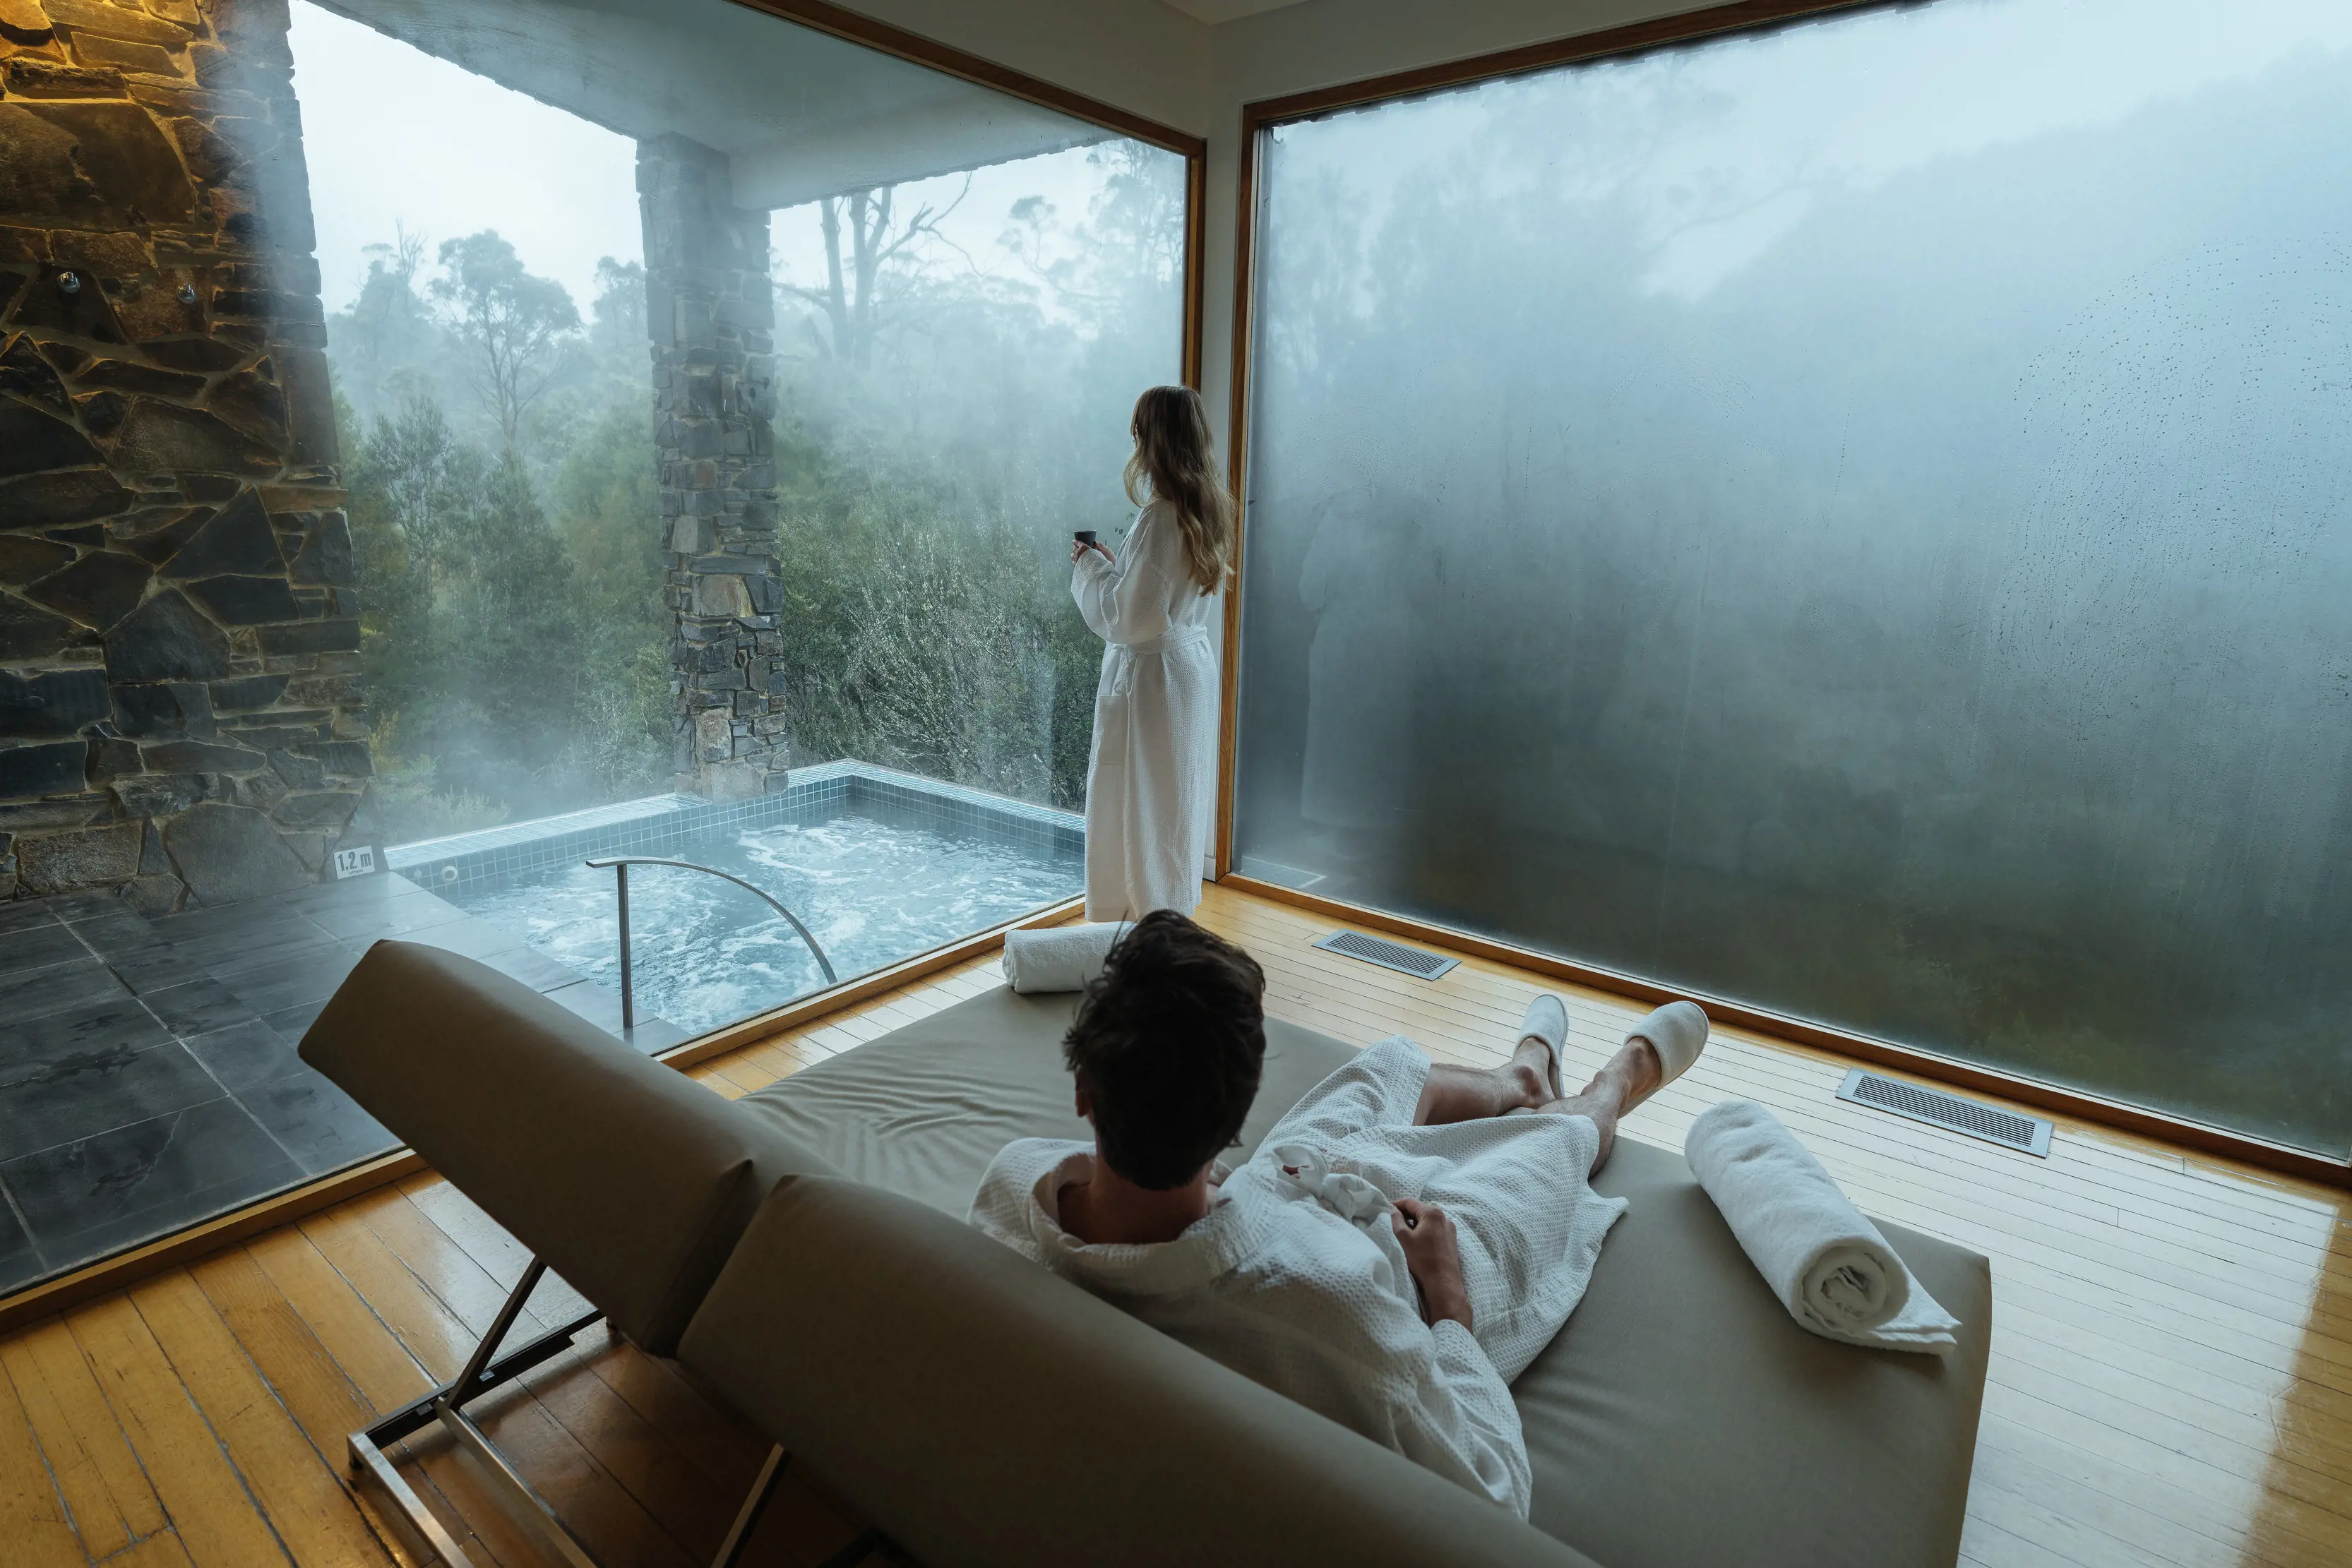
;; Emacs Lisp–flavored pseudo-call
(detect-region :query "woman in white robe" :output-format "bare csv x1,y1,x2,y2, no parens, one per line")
1073,387,1232,920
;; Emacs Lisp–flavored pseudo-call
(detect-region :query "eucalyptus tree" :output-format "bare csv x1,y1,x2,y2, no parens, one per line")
431,230,585,450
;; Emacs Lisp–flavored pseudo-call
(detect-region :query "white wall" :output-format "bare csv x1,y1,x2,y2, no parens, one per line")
828,0,1709,440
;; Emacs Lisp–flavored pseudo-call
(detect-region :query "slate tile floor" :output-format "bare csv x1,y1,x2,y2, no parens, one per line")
0,871,687,1293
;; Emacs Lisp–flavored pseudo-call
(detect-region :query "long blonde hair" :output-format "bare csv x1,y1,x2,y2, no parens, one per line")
1123,385,1234,591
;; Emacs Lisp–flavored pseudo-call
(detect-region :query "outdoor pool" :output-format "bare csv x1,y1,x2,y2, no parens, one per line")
414,767,1083,1036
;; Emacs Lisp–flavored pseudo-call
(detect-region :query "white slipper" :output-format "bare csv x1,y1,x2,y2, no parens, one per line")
1627,1000,1708,1084
1517,994,1569,1101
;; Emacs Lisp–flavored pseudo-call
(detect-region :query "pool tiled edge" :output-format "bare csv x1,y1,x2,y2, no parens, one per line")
386,762,1084,890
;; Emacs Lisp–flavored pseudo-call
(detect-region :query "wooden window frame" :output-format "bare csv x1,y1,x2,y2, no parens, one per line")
1212,0,2352,1189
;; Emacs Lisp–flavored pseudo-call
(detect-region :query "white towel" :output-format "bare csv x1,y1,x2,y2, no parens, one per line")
1685,1099,1960,1355
1001,923,1127,993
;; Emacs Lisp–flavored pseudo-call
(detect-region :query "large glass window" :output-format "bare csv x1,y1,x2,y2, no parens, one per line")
0,0,1184,1294
302,0,1186,1038
1233,0,2352,1153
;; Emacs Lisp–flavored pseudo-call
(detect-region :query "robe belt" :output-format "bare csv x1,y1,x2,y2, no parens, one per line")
1105,626,1213,698
1114,625,1214,659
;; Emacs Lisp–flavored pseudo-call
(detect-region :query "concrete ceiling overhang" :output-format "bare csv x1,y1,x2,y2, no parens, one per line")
309,0,1111,210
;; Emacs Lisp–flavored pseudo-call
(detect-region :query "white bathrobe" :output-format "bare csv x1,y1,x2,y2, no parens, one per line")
1073,498,1217,921
968,1038,1628,1517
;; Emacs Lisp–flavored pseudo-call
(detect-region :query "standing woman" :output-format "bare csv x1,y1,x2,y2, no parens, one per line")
1073,385,1233,921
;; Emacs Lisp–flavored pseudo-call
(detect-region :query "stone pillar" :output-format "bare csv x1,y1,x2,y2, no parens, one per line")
636,133,787,803
0,0,373,913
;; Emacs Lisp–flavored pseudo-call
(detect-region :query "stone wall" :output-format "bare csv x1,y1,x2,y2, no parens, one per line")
637,133,789,802
0,0,371,911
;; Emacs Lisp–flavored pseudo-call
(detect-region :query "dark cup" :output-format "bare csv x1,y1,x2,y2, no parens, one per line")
1073,530,1099,546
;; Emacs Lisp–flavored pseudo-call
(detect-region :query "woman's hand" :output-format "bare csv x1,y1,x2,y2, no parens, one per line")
1070,539,1114,566
1392,1198,1473,1331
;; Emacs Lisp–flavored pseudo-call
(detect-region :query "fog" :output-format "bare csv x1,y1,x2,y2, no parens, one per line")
1234,0,2352,1151
298,0,1186,843
290,1,643,316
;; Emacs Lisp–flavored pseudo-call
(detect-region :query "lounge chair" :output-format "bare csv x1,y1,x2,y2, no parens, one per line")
302,940,1990,1568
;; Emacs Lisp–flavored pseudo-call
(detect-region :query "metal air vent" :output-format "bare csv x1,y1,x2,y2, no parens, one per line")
1315,929,1459,981
1837,1069,2052,1156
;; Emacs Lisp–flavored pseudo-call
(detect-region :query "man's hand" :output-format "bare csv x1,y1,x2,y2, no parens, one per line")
1392,1197,1472,1331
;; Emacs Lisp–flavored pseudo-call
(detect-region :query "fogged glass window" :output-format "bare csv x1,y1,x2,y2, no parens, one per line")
1234,0,2352,1151
765,136,1187,810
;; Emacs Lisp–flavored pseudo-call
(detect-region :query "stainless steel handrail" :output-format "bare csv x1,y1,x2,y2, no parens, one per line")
585,856,837,1031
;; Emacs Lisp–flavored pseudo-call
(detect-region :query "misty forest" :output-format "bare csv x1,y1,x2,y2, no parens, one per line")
328,144,1182,847
1234,12,2352,1149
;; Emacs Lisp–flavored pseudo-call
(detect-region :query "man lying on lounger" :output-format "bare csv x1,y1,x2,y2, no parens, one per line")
969,911,1709,1517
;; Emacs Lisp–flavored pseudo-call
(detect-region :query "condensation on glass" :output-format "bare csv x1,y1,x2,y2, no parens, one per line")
1233,0,2352,1152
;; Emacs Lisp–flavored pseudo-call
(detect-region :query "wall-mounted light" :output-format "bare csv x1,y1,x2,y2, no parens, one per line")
178,284,198,305
56,271,81,295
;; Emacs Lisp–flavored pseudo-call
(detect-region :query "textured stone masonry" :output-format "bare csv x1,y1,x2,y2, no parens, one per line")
638,133,789,802
0,0,372,911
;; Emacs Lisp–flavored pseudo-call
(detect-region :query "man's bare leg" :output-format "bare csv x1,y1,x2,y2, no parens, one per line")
1534,1038,1664,1173
1411,999,1673,1166
1411,1041,1552,1127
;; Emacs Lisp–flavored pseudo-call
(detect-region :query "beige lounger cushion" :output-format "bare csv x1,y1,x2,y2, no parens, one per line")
733,983,1356,1211
1519,1137,1992,1568
680,1173,1601,1568
736,984,1990,1568
299,940,834,1355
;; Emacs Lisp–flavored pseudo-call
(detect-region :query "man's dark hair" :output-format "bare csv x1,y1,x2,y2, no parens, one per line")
1063,911,1267,1190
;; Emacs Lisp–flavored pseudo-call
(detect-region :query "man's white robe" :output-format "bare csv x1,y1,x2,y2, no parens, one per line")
969,1039,1628,1517
1073,498,1217,920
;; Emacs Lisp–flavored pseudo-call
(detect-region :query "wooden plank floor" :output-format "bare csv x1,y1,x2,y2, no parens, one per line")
2,881,2347,1567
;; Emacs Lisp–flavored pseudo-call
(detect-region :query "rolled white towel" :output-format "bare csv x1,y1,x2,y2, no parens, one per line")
1685,1099,1959,1355
1001,923,1127,993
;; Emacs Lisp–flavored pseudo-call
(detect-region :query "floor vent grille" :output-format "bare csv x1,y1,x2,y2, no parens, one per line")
1837,1070,2052,1156
1315,930,1460,981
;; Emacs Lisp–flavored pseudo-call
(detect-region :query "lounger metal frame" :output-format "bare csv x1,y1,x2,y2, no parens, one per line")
347,1257,855,1568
